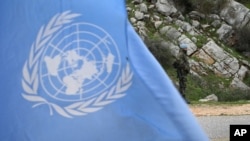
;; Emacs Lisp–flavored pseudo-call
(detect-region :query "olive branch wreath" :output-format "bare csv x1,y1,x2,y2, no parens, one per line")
21,11,133,118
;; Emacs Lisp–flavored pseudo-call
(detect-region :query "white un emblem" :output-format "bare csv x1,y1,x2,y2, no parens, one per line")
22,11,133,118
40,23,121,102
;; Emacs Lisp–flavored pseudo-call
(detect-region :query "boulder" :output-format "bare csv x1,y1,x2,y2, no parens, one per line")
175,20,193,33
154,21,163,29
216,24,232,41
230,77,250,90
202,40,240,77
139,3,148,13
160,41,179,57
159,26,182,40
193,49,215,65
189,59,208,75
178,35,197,56
135,11,144,20
236,65,249,80
199,94,218,102
220,0,250,28
156,0,177,16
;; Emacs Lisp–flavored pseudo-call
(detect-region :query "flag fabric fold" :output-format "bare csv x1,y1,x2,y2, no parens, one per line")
0,0,208,140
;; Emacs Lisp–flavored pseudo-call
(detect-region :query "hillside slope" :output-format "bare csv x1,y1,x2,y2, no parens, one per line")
127,0,250,101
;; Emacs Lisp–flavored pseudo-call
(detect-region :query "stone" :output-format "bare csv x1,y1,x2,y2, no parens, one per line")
160,41,179,57
159,26,181,40
178,35,197,56
154,21,163,29
236,65,249,80
202,40,240,77
189,11,205,20
135,11,144,20
130,17,137,24
139,3,148,13
189,59,207,75
220,0,250,28
202,40,228,62
193,49,215,65
156,0,177,16
191,20,200,28
211,20,221,28
230,77,250,90
216,24,232,41
199,94,218,102
175,20,193,32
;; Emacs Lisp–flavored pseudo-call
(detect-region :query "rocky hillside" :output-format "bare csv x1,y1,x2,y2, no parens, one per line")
126,0,250,100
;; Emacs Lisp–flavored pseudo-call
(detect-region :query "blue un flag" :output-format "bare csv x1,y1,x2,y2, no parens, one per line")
0,0,208,140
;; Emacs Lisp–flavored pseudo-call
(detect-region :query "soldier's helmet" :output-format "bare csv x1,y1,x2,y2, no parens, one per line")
180,43,188,50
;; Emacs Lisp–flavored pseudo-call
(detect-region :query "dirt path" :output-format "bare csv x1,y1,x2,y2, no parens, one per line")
189,103,250,116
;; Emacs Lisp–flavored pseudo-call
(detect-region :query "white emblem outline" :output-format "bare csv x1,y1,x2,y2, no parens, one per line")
21,11,133,118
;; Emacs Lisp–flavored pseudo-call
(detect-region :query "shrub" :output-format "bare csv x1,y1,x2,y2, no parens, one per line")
234,25,250,52
217,89,250,101
174,0,194,14
243,71,250,86
144,38,175,69
185,0,230,15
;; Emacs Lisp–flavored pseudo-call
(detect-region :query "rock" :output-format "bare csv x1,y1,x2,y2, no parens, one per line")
159,26,181,40
236,65,249,80
220,0,250,28
154,21,163,29
130,17,137,24
201,24,210,30
208,14,220,21
148,4,155,9
202,40,240,77
216,24,232,41
211,20,221,28
164,16,173,23
189,59,207,75
153,15,161,21
230,77,250,90
175,20,193,33
193,49,215,65
199,94,218,102
135,11,144,20
160,41,179,57
139,3,148,13
189,11,205,20
178,35,197,56
241,60,250,68
156,0,177,16
191,20,200,28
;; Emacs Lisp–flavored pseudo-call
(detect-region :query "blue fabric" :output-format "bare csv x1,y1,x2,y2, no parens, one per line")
0,0,208,141
180,43,188,49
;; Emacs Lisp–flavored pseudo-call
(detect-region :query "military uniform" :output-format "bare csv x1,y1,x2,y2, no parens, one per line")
173,46,190,102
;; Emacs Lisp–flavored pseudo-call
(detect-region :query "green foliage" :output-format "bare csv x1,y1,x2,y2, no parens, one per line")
184,71,245,102
217,89,250,101
190,0,214,15
243,71,250,86
173,0,194,14
175,0,230,15
186,75,208,100
234,25,250,52
144,38,175,69
195,35,208,48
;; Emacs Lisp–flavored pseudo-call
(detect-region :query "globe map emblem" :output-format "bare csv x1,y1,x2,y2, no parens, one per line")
39,23,121,102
